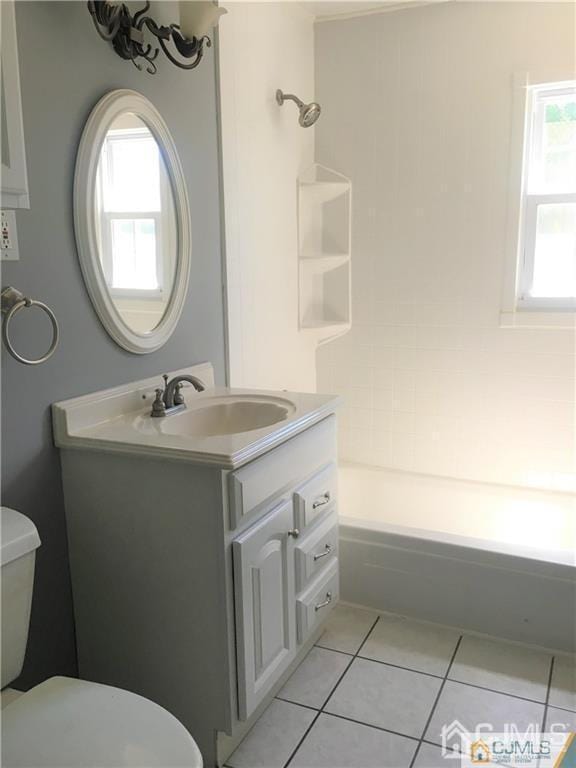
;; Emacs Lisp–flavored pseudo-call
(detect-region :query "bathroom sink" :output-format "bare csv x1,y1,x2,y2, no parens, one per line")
53,365,340,468
158,395,296,438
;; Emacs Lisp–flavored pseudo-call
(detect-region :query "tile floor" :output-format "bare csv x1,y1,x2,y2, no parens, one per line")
226,605,576,768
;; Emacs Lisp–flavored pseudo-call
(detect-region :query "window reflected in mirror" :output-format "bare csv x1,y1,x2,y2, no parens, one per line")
95,113,177,334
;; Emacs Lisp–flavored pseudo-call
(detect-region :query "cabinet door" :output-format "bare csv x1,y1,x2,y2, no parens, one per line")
233,500,296,720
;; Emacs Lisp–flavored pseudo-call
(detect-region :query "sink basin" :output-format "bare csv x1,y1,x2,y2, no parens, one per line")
53,366,340,468
159,395,296,438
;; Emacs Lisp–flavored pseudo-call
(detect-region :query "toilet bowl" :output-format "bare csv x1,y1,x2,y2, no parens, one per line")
0,507,203,768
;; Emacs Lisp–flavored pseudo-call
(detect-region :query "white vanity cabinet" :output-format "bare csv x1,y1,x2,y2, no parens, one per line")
56,381,339,768
227,414,339,723
231,463,339,721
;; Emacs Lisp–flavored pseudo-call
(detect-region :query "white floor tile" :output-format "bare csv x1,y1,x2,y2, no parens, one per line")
324,657,442,738
545,706,576,731
278,647,351,709
448,635,551,702
316,604,378,654
413,743,455,768
360,615,460,676
549,655,576,712
289,713,417,768
425,681,545,748
227,699,315,768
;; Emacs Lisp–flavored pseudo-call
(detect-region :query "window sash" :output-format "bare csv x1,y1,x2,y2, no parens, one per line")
518,192,576,310
517,81,576,311
100,210,164,298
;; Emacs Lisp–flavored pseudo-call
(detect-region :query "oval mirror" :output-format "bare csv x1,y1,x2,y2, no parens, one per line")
74,90,191,353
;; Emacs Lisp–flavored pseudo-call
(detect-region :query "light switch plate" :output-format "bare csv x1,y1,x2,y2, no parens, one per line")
1,210,20,261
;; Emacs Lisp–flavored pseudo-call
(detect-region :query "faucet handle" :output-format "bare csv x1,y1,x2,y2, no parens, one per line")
151,388,166,417
173,382,185,406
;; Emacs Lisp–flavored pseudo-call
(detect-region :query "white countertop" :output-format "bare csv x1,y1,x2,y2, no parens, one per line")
52,364,340,469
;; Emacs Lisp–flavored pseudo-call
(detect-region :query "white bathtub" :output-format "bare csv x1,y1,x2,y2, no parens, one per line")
338,463,576,652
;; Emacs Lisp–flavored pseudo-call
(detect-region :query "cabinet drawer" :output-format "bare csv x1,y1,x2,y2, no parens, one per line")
296,559,339,644
228,416,337,531
295,513,338,592
294,463,337,531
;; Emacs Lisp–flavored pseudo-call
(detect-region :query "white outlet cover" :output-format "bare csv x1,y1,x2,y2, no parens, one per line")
1,210,19,260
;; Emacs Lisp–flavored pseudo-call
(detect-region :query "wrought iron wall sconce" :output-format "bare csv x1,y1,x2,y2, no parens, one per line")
87,1,224,74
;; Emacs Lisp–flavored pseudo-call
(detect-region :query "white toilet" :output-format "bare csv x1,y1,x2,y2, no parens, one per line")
1,507,203,768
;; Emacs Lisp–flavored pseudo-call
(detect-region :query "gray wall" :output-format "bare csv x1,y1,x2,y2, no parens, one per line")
1,1,226,687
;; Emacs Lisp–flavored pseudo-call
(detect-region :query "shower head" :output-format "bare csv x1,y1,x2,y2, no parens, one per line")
276,89,321,128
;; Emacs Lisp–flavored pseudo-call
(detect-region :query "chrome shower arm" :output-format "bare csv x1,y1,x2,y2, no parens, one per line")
276,90,304,108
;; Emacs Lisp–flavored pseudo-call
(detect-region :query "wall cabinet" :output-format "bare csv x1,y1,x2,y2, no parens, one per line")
59,414,339,767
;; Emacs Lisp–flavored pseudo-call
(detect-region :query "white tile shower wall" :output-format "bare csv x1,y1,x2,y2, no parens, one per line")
219,2,317,391
315,2,576,491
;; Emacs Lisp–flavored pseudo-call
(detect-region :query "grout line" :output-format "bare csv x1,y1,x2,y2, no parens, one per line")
444,677,551,707
409,635,463,768
275,695,423,743
320,615,382,711
544,702,576,715
317,710,422,742
344,651,552,708
542,657,555,732
421,738,460,752
283,711,322,768
318,653,355,711
275,696,319,713
315,643,354,656
284,614,381,768
357,654,445,680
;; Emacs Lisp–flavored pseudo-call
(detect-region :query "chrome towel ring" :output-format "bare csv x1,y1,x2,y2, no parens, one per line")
1,286,59,366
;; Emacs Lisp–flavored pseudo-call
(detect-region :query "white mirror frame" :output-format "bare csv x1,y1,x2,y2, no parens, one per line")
74,89,191,354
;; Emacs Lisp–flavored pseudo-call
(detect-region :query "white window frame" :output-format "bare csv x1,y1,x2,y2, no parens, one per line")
516,81,576,312
96,127,171,300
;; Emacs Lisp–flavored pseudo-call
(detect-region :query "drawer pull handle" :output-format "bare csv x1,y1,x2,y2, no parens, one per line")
315,591,333,611
313,544,333,561
288,528,300,539
312,492,331,510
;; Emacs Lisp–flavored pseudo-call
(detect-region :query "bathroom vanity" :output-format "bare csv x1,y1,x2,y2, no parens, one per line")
53,363,340,766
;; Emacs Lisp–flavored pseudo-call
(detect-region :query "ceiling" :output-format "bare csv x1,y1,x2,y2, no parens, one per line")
301,0,442,20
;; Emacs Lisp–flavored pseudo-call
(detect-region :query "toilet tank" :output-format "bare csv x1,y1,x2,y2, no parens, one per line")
1,507,41,688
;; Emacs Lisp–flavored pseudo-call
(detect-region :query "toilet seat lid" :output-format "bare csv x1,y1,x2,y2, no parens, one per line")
1,677,203,768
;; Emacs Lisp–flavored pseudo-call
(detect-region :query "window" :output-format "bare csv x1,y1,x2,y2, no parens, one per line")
518,81,576,310
96,127,166,297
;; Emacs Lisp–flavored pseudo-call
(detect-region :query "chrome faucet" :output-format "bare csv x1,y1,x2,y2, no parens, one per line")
150,373,205,417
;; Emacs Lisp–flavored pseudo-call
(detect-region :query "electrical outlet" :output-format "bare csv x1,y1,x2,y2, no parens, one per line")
1,210,19,261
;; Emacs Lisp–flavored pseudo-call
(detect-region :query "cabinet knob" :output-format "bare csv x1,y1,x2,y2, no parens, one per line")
288,528,300,539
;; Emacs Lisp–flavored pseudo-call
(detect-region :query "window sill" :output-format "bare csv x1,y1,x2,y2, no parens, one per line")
499,310,575,330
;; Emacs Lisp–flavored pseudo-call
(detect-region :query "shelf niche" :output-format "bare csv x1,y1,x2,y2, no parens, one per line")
298,164,351,345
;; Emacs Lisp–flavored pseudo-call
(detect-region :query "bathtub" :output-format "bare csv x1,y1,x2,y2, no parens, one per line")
338,463,576,652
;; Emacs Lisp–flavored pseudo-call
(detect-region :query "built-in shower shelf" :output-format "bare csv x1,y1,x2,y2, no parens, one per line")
300,253,350,271
301,320,351,335
298,164,351,345
299,181,350,204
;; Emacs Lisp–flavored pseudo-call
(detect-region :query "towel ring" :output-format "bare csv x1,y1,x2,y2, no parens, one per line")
1,286,59,366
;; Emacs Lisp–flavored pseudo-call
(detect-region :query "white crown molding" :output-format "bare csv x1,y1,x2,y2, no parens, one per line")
312,0,450,23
